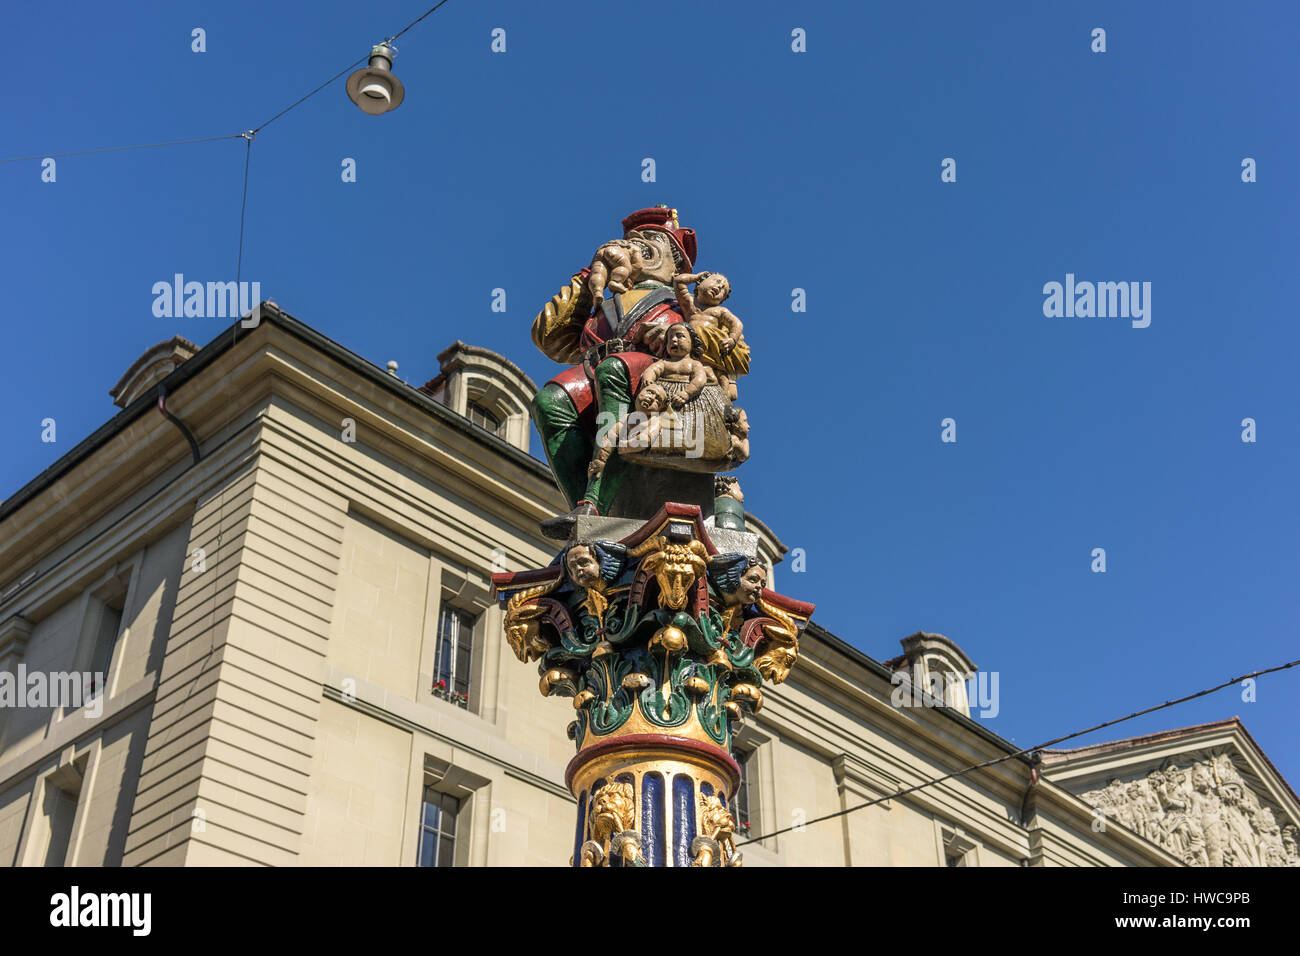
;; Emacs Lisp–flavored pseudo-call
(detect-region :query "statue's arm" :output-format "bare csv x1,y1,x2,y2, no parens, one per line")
595,422,620,455
531,273,594,364
673,274,701,317
685,360,709,399
714,307,743,340
589,420,624,473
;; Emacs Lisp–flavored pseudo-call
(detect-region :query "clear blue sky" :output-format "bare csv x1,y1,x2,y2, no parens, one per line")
4,2,1298,786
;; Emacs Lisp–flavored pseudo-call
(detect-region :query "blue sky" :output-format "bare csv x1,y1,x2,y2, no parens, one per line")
4,2,1298,787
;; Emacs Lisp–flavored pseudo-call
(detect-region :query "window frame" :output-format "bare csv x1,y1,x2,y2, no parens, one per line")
70,563,137,711
730,728,772,848
407,754,492,867
432,603,477,710
936,821,980,867
466,400,504,437
417,561,498,722
417,786,462,867
731,744,754,837
16,746,96,867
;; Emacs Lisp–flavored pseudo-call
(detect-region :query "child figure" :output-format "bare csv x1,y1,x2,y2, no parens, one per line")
587,239,643,305
588,383,670,479
724,406,750,463
641,323,710,410
673,271,744,356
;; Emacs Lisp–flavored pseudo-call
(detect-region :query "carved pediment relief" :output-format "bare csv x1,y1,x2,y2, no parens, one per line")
1076,748,1297,867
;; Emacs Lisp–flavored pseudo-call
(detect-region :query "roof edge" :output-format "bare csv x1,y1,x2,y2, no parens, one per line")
0,305,556,527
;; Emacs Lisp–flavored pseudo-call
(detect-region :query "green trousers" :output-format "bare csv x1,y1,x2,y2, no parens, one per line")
530,358,634,515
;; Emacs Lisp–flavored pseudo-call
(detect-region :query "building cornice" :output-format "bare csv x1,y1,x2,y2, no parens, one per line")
0,304,555,529
1040,717,1300,825
0,306,565,604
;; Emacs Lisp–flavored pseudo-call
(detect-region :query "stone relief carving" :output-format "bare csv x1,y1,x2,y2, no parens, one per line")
1080,751,1298,866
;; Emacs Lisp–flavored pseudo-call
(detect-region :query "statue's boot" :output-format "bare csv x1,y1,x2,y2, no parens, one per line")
539,500,598,540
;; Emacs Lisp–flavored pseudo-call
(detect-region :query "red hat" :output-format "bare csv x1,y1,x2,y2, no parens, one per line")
621,205,697,271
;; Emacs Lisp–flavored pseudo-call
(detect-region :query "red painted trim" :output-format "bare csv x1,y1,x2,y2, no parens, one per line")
566,732,741,792
738,616,770,650
615,503,718,554
760,588,816,620
491,566,561,599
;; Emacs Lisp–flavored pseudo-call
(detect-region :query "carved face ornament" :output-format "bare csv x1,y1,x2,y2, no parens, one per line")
755,642,798,684
632,537,709,611
566,545,601,590
700,794,735,839
737,563,766,605
590,782,636,843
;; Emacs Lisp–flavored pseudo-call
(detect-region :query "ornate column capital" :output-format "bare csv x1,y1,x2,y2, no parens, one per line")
493,504,813,867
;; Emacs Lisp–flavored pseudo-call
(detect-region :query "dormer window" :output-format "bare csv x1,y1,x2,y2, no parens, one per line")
417,342,538,452
467,401,504,437
889,632,979,718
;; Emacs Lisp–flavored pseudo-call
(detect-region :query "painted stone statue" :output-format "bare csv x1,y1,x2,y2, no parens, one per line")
530,206,751,537
497,206,812,868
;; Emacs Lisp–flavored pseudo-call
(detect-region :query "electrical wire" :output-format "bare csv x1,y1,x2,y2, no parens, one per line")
387,0,454,44
251,57,368,134
0,0,456,160
733,656,1300,848
235,134,253,285
0,0,456,712
252,0,453,132
0,133,245,163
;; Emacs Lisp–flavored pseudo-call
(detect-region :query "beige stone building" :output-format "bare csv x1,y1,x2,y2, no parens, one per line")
1,306,1294,866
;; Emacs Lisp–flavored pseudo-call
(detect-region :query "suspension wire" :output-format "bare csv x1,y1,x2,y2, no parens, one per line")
734,657,1300,847
0,133,245,164
235,133,253,286
252,0,453,133
1,0,457,159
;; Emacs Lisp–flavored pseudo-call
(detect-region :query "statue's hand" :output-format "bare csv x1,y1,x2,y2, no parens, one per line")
638,322,668,353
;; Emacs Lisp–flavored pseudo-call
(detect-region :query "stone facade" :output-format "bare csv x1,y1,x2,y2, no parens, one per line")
0,307,1292,866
